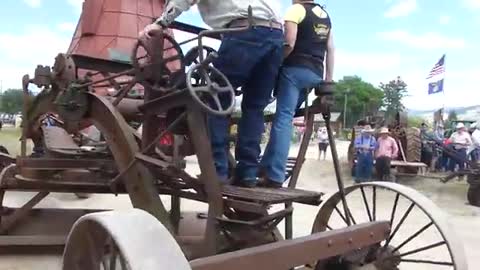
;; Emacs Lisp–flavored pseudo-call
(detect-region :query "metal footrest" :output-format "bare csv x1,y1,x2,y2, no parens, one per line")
42,126,81,154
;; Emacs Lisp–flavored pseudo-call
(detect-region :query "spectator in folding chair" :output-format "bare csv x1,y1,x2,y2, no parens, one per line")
375,127,398,181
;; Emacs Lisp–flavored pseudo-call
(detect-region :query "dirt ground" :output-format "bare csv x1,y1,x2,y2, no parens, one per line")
0,134,478,269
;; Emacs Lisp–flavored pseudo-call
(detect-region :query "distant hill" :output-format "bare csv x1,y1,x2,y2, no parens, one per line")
407,105,480,121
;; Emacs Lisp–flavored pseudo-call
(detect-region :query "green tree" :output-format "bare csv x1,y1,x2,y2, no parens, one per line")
380,76,408,122
1,89,23,114
408,116,426,128
333,76,384,127
447,110,458,123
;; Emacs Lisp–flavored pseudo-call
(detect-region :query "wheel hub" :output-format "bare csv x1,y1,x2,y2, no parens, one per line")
371,246,400,270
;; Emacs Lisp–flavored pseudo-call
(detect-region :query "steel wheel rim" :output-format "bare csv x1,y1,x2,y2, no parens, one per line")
312,182,467,270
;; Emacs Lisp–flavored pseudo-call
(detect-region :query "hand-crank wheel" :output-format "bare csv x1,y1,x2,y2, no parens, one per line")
184,46,217,67
186,64,235,116
311,182,467,270
62,209,191,270
131,33,185,92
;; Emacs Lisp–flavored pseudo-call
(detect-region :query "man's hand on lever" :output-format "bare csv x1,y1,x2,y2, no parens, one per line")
139,0,196,39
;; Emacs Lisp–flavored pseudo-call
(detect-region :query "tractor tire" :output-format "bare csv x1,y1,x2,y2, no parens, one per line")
467,184,480,207
406,127,422,162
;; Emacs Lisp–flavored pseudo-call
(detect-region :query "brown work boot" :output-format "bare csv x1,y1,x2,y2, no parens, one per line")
258,177,283,189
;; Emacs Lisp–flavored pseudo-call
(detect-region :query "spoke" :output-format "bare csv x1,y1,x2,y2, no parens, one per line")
372,186,377,221
326,224,333,230
389,193,400,227
217,86,233,93
395,241,446,258
346,207,357,225
391,221,434,253
360,187,373,222
110,242,118,270
194,86,211,93
212,94,222,110
400,259,453,266
334,205,349,225
384,202,415,248
119,252,128,270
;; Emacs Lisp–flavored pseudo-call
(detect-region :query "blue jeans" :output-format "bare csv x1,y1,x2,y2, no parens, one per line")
208,27,283,182
355,152,373,183
449,148,467,172
260,66,322,183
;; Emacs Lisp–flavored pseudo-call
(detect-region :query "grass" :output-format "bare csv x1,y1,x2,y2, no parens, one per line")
0,126,32,156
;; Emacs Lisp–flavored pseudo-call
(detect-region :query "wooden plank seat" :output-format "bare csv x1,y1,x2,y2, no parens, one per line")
222,185,323,206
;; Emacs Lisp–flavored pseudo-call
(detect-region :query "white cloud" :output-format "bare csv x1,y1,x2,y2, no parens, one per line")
0,27,72,89
23,0,41,8
265,0,286,18
439,15,451,25
464,0,480,8
336,50,402,72
378,30,466,49
384,0,417,18
57,22,76,32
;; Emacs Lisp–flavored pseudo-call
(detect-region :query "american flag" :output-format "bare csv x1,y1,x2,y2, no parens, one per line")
426,54,445,79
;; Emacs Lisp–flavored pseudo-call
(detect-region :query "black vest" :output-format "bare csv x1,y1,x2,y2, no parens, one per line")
284,3,331,76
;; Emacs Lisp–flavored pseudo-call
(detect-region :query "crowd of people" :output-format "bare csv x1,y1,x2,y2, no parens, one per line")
421,122,480,175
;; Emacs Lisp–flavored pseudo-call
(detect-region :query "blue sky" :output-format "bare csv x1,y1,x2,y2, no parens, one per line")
0,0,479,110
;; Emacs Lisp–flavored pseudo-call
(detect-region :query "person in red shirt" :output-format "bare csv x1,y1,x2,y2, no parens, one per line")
375,127,399,181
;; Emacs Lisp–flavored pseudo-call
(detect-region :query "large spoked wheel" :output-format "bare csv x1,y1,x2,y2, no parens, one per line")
186,64,235,116
62,209,191,270
312,182,467,270
131,33,185,92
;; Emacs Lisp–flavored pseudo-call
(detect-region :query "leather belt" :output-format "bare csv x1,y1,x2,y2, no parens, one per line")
227,18,283,30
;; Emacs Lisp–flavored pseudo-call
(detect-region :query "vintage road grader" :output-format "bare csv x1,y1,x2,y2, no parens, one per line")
0,1,467,269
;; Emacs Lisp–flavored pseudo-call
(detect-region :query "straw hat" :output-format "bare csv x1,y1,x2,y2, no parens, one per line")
379,127,390,134
361,125,374,133
456,123,465,129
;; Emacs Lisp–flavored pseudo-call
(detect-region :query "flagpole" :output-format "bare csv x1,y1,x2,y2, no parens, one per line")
442,54,446,124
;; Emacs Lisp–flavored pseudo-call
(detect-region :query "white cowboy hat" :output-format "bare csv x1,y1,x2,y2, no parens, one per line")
361,125,374,133
379,127,390,134
456,123,465,129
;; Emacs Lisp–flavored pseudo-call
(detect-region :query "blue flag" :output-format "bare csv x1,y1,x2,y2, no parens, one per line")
428,79,444,95
426,54,446,95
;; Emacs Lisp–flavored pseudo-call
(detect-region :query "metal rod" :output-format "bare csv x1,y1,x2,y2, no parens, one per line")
389,193,400,227
397,241,446,258
372,186,377,221
391,221,434,253
324,111,351,226
384,202,415,247
360,186,373,222
400,259,453,266
334,205,349,225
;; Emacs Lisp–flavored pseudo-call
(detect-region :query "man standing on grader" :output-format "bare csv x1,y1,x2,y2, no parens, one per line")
140,0,334,188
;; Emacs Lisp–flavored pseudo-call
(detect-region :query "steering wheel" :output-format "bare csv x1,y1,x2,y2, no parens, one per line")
131,33,185,92
186,64,235,116
184,46,217,67
184,46,218,86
